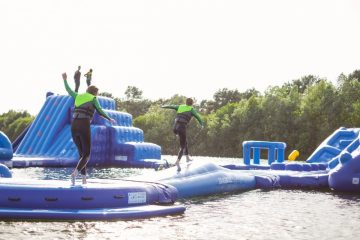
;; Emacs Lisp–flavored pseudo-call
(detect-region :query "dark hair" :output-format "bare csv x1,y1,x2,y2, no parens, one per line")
87,85,98,95
186,98,193,106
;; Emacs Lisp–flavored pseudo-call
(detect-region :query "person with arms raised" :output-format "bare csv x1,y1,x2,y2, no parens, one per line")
62,72,115,185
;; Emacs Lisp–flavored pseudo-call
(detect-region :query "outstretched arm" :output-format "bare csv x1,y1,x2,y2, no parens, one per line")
191,109,204,127
161,105,179,111
93,98,115,123
62,73,77,98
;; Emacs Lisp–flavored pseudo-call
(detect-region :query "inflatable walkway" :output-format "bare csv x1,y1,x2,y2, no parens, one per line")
0,93,166,169
132,161,257,198
0,171,185,220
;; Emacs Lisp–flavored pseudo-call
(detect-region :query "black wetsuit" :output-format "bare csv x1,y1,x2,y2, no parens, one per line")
71,118,91,175
162,104,204,160
173,121,189,160
64,79,111,176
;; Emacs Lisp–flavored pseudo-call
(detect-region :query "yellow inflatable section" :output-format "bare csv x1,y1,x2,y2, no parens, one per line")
288,150,300,161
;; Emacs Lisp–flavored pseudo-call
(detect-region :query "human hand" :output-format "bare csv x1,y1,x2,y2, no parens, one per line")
110,118,116,124
62,73,67,81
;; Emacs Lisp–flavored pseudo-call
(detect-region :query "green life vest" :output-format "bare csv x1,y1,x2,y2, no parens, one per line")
75,93,95,107
73,93,96,119
176,105,193,124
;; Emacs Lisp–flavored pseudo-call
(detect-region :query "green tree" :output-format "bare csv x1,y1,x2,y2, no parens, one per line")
348,69,360,82
206,103,240,156
336,72,360,126
232,97,265,154
200,88,260,114
283,75,321,94
298,80,339,157
118,99,152,118
262,85,302,156
213,88,242,110
6,117,33,141
134,105,177,154
0,110,34,141
115,87,151,118
125,86,143,100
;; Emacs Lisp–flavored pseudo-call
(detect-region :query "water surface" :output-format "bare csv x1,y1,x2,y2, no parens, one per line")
1,156,359,240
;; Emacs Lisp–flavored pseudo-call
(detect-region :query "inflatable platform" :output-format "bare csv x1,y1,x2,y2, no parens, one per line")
0,93,166,169
2,102,360,221
130,127,360,195
0,175,185,220
1,124,360,222
220,127,360,192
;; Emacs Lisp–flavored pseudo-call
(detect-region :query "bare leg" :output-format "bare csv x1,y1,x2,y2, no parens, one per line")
71,169,78,186
174,158,181,172
82,174,87,184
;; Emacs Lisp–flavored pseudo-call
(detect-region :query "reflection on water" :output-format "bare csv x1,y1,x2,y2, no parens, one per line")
1,156,360,240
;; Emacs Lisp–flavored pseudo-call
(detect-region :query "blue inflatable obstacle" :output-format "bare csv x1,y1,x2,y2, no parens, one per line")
0,176,185,220
303,127,360,192
243,140,286,165
327,141,360,192
0,131,13,167
132,161,257,198
3,93,166,169
307,127,360,168
225,127,360,192
0,163,12,178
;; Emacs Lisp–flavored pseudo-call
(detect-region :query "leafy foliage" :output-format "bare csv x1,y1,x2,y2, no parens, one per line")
0,110,34,141
2,69,360,160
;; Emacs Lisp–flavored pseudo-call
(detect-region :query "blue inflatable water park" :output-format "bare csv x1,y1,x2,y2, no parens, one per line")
1,92,360,221
6,93,165,169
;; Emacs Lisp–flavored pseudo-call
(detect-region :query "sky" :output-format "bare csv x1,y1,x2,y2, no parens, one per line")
1,0,359,115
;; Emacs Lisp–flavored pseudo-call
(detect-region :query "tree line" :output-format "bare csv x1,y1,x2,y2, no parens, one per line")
1,70,360,160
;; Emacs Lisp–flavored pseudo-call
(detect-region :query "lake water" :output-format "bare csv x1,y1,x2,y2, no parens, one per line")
1,156,360,240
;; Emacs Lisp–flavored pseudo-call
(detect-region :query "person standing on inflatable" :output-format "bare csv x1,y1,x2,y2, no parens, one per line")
162,98,204,172
74,66,81,92
84,68,93,86
62,72,115,185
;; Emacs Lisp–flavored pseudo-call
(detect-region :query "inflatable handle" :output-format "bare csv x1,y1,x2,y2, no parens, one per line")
339,152,352,164
288,150,300,161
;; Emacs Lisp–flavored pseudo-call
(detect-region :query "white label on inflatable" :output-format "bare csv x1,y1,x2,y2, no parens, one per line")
352,178,359,185
115,155,128,161
128,192,147,204
218,176,243,185
218,177,232,184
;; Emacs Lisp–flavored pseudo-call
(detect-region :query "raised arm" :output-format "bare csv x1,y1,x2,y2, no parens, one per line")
62,73,77,99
